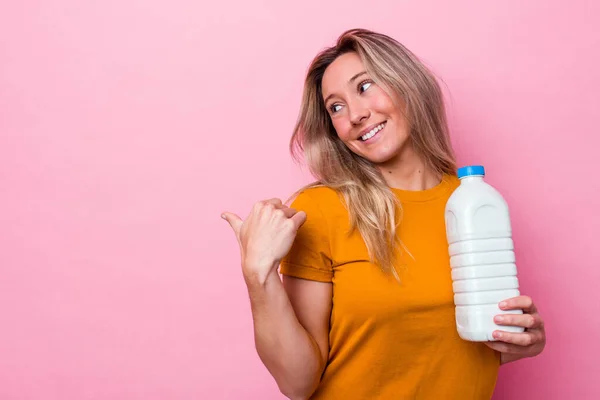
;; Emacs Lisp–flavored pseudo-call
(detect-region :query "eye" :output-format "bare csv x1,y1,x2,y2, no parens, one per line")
329,103,342,114
359,80,373,93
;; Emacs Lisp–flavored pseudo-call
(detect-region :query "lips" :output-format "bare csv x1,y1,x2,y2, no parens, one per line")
359,121,387,141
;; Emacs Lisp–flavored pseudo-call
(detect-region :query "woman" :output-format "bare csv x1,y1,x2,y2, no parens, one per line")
222,29,546,399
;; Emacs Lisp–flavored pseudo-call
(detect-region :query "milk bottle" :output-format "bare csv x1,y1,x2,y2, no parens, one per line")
445,165,524,341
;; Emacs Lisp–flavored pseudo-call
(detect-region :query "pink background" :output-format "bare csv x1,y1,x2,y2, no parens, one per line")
1,1,598,399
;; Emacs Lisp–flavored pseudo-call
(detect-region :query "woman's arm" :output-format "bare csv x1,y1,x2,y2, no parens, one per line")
222,198,331,399
245,269,331,399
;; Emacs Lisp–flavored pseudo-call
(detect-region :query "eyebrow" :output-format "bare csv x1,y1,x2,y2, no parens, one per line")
323,71,367,105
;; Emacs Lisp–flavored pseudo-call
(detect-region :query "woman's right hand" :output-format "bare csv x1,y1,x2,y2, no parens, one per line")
222,198,307,285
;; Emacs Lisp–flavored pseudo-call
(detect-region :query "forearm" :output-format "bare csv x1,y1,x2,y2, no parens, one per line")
245,267,325,399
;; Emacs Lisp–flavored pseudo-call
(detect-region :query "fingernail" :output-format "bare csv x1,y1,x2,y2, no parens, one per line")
494,331,503,339
499,301,508,309
495,315,504,323
221,214,226,220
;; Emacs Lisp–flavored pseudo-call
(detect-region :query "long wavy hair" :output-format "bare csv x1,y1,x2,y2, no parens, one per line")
288,29,456,278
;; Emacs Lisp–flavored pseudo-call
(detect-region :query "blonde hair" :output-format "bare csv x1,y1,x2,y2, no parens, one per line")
288,29,456,278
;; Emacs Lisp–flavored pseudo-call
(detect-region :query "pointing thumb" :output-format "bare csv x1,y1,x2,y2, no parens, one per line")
221,212,243,240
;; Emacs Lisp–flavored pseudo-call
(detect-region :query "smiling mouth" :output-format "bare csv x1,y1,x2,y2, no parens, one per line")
359,121,386,141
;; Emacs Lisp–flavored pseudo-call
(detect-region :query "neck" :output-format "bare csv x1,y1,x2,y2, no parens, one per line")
376,141,442,191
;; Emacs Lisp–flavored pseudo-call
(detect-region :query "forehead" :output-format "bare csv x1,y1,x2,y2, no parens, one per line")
322,52,365,96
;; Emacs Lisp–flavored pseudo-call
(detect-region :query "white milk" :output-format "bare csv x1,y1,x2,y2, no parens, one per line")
445,165,524,341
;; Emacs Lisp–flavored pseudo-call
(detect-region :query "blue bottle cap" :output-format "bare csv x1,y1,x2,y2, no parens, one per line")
457,165,485,178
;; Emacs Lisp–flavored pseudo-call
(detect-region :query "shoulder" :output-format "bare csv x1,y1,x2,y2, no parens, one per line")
445,173,460,190
287,184,349,233
288,185,346,213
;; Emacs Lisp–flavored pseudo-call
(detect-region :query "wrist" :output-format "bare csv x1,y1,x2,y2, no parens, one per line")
242,259,280,287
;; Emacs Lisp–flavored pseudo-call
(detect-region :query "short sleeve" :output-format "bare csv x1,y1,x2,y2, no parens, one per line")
279,190,333,283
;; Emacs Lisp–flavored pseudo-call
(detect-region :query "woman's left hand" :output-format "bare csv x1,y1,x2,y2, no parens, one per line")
484,295,546,364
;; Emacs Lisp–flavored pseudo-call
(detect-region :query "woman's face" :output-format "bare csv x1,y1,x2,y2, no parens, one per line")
321,52,410,165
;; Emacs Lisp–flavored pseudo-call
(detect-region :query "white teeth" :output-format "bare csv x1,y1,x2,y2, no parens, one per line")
361,123,386,141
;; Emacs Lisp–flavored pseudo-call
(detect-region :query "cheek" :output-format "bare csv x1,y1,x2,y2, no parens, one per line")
332,119,353,141
370,89,397,114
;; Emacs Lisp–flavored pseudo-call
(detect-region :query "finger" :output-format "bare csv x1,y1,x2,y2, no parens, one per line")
290,210,307,229
494,312,542,329
491,329,541,347
499,295,537,313
264,198,283,207
221,212,243,241
281,207,298,218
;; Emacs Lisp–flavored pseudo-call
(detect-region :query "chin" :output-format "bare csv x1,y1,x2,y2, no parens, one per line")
362,153,398,165
365,146,404,164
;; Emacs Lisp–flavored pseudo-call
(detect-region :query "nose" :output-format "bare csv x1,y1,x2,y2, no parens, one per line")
349,101,370,126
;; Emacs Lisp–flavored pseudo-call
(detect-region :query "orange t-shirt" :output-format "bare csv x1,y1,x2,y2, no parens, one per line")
280,174,500,399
